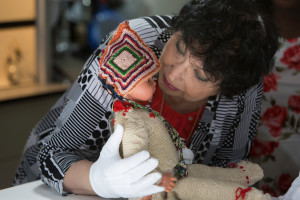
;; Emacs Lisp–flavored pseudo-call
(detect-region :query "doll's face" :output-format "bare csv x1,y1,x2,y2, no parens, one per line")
124,77,156,102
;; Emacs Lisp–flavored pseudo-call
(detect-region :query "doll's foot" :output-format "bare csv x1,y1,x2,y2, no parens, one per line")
231,161,264,186
159,173,178,192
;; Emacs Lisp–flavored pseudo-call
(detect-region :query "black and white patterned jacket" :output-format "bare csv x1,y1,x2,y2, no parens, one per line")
13,15,262,195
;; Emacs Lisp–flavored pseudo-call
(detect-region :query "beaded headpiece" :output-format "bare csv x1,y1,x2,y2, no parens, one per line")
99,21,161,99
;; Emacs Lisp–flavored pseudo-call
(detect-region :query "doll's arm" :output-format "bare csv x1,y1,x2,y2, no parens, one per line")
120,118,150,158
186,160,263,186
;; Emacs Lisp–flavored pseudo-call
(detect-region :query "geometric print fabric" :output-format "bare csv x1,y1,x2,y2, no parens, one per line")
99,21,161,97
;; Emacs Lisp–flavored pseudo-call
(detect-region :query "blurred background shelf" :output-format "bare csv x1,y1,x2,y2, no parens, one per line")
0,83,70,102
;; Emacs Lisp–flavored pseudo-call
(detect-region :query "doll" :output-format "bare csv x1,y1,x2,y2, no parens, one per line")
98,21,271,200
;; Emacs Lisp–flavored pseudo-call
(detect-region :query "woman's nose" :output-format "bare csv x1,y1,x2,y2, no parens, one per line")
168,59,188,82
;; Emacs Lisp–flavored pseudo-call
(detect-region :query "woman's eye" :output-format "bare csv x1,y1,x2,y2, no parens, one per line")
194,69,208,82
176,41,185,56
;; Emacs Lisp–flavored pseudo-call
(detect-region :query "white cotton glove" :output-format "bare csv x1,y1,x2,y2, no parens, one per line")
278,172,300,200
182,148,194,164
89,124,164,198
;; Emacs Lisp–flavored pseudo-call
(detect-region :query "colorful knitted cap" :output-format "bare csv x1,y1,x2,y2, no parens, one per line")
99,21,161,99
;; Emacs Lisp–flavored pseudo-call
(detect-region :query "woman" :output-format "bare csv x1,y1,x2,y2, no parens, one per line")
14,0,278,198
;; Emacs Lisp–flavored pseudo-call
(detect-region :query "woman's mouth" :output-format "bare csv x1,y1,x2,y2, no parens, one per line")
163,75,179,91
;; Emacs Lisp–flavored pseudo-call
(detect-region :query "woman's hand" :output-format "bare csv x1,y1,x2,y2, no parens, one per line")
89,124,164,198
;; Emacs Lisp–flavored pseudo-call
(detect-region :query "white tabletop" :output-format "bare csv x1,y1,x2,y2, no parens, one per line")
0,180,123,200
0,180,280,200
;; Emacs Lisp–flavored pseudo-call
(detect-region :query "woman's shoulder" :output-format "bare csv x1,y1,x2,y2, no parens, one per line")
213,80,263,118
220,79,263,103
127,15,173,30
126,15,173,46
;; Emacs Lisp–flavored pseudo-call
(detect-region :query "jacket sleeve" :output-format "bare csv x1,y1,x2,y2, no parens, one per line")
209,80,263,167
38,45,114,194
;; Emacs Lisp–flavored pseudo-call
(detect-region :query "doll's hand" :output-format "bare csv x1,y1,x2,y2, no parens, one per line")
159,173,178,192
89,124,164,198
279,172,300,200
140,173,177,200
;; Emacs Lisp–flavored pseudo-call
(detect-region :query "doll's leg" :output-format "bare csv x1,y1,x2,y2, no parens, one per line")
186,160,263,186
171,177,271,200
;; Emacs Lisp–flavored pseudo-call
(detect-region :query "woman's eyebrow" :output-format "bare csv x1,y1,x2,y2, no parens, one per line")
190,54,203,69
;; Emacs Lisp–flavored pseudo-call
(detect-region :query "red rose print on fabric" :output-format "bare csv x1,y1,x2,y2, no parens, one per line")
261,184,278,197
278,173,294,193
288,95,300,114
250,139,264,158
280,45,300,71
263,73,280,93
287,38,298,43
250,138,279,158
261,105,287,137
262,141,279,155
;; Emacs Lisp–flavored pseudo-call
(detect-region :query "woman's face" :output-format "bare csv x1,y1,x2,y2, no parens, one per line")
158,32,221,103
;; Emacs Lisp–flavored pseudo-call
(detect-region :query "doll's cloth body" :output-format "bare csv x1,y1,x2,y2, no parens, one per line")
114,100,179,174
113,100,271,200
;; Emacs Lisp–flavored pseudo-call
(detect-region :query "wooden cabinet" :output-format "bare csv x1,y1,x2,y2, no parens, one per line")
0,92,63,189
0,0,36,89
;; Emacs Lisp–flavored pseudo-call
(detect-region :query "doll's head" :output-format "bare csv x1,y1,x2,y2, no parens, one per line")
98,21,161,102
124,77,156,102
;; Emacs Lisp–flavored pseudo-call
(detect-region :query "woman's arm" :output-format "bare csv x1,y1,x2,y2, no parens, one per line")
36,39,117,193
63,160,95,195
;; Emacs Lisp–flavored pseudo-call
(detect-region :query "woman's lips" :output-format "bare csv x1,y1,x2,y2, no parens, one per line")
163,75,179,91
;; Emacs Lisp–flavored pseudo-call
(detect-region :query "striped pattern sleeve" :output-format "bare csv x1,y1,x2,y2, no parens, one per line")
128,15,172,46
210,80,263,167
190,80,264,168
38,63,110,194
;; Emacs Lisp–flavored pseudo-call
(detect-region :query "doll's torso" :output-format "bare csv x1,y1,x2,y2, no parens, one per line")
113,101,179,174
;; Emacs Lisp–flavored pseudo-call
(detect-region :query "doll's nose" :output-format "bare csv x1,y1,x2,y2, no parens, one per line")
150,78,156,87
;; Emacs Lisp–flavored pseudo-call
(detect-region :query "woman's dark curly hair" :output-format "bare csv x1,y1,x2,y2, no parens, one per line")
170,0,278,98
